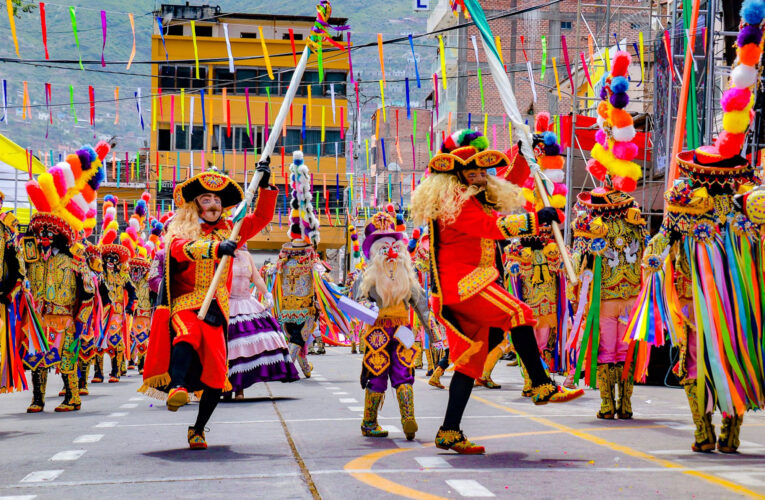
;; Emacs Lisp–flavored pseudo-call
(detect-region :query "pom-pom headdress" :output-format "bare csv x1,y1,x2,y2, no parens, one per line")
27,141,110,245
586,51,641,193
428,129,509,174
677,0,765,185
98,194,130,264
287,151,321,247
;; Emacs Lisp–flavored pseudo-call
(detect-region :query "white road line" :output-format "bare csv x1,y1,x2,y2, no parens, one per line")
108,412,128,417
19,470,63,483
332,392,348,395
348,406,364,412
338,398,358,403
446,479,495,497
73,434,103,444
415,457,451,469
381,425,401,433
119,404,138,409
0,495,37,499
50,450,86,462
718,472,765,487
128,397,144,401
392,438,422,449
318,382,331,386
324,386,341,390
94,422,118,428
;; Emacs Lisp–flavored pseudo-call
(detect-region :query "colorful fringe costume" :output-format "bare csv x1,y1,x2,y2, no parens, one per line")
626,0,765,453
0,204,26,394
22,141,108,412
357,212,429,440
126,193,155,373
570,51,647,420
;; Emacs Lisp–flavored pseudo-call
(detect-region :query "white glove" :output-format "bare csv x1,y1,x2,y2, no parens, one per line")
263,292,274,309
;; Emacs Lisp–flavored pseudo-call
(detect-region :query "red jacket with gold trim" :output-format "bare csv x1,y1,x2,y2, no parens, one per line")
432,196,538,305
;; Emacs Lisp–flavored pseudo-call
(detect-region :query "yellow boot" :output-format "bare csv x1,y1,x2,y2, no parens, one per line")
476,343,503,389
55,373,81,412
615,363,633,419
396,384,418,440
718,414,743,453
429,366,445,389
361,389,388,437
683,379,716,452
596,364,615,419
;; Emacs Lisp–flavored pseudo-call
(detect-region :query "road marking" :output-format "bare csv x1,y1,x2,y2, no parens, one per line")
415,457,451,469
348,406,364,412
381,425,401,434
718,473,765,488
324,386,341,390
318,382,331,386
445,479,495,497
19,471,63,483
119,404,138,409
128,397,144,401
339,398,358,403
94,422,117,428
332,392,348,395
656,421,695,430
50,450,86,462
108,412,128,417
73,434,103,444
0,496,37,499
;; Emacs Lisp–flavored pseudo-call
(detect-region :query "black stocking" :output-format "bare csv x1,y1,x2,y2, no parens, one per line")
511,325,552,387
169,342,195,389
442,371,475,431
437,348,450,370
194,386,223,432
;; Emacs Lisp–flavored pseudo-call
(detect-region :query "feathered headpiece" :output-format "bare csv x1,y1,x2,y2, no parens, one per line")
99,194,130,263
587,51,641,192
287,151,320,247
27,141,109,244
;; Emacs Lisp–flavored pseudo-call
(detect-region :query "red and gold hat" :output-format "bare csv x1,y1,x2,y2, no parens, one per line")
428,129,509,174
173,168,244,210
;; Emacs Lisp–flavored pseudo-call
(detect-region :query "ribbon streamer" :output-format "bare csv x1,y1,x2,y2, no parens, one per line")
21,81,28,120
190,20,200,79
44,83,51,138
169,93,174,130
379,80,386,121
157,17,168,61
405,77,411,119
245,88,253,143
520,36,537,103
135,88,145,130
289,28,297,65
561,35,574,95
180,88,185,130
308,85,313,122
40,2,49,59
152,95,157,131
408,34,420,88
638,32,645,86
88,85,95,126
438,35,448,90
330,84,336,122
580,52,593,89
127,13,136,70
69,7,84,70
6,0,19,57
540,35,547,81
340,106,345,139
495,36,505,70
200,89,206,133
222,24,234,72
69,84,77,123
100,11,108,66
378,33,386,87
1,80,7,123
258,26,275,80
347,31,355,84
317,43,324,82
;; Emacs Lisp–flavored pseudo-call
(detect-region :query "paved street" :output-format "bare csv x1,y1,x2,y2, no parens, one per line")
1,349,765,499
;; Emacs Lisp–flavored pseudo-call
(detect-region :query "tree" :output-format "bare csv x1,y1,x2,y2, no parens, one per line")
11,0,37,17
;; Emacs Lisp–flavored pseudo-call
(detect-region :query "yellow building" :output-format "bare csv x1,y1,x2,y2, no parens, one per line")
149,4,350,251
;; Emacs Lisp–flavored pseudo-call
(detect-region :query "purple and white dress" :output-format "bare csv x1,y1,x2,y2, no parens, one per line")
227,255,299,389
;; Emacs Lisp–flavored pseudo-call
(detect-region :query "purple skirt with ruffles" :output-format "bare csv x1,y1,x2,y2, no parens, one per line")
227,297,300,389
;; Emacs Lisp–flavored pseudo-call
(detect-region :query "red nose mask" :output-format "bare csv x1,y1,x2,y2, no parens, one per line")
386,246,398,261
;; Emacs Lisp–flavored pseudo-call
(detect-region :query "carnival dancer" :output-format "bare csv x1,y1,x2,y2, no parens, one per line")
97,199,137,384
226,248,299,399
75,239,102,395
356,212,430,440
570,51,647,421
411,130,582,454
125,195,153,373
22,141,107,412
499,112,569,392
140,161,277,450
627,1,765,452
273,151,322,378
0,191,25,394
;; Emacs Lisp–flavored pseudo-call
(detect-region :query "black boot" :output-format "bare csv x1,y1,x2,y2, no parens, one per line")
27,368,47,413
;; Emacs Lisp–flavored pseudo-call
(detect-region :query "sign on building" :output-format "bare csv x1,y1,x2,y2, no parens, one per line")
413,0,429,11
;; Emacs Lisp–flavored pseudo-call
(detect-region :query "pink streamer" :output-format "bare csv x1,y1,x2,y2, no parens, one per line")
100,10,107,67
580,52,593,89
264,102,269,144
561,35,575,95
170,95,175,130
347,31,355,84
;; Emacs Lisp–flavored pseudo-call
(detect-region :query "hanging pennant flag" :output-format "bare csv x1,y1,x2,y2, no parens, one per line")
97,10,108,67
341,33,356,89
0,80,7,124
438,35,448,90
638,32,645,85
6,0,19,57
170,93,174,130
200,89,207,133
225,92,231,137
408,34,421,88
540,35,547,81
265,101,269,143
258,26,275,80
181,88,185,130
604,47,610,72
580,52,593,89
127,13,136,70
88,85,95,126
289,28,297,65
379,80,386,121
483,113,488,138
22,81,29,120
158,87,164,119
69,7,84,70
405,77,411,119
156,17,168,61
244,88,253,143
69,84,78,123
469,36,485,112
308,85,313,122
495,36,506,71
190,20,200,79
433,73,439,121
135,88,145,130
321,106,325,141
40,2,49,59
340,106,345,139
222,23,234,72
317,43,324,83
561,35,574,95
468,112,471,129
44,83,52,137
151,95,157,131
552,56,562,99
301,104,307,142
330,84,336,122
519,36,537,102
377,33,386,87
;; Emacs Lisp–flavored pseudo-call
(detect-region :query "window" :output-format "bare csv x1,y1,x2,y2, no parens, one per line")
211,67,272,95
211,125,262,151
167,24,183,36
174,125,205,151
279,128,345,155
240,32,258,39
194,25,213,37
561,21,572,29
158,65,207,90
157,128,172,151
322,71,347,97
213,68,235,93
630,22,643,30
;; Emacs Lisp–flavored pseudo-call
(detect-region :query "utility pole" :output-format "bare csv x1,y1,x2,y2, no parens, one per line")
457,9,468,128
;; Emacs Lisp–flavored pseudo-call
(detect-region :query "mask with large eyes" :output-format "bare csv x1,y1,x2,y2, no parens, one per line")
129,265,147,282
38,228,57,249
104,253,121,271
375,237,401,263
